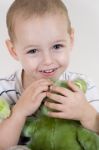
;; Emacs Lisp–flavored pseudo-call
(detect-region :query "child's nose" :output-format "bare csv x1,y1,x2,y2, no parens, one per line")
42,52,53,65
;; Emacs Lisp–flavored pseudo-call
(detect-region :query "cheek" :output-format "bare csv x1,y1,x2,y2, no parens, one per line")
19,57,39,72
58,52,70,66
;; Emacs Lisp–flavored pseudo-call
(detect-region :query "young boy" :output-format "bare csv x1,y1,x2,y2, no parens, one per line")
0,0,99,149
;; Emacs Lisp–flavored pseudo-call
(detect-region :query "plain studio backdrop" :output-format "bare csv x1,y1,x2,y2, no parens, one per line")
0,0,99,88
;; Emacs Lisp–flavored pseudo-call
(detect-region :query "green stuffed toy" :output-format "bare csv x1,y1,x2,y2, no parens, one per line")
0,79,99,150
22,79,99,150
0,97,11,122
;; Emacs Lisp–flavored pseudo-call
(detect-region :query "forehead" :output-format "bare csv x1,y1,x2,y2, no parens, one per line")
14,14,69,43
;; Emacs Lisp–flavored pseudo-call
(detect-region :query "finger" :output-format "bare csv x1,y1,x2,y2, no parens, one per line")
35,79,53,87
35,92,47,105
47,111,65,119
28,80,52,92
50,85,71,96
46,92,65,103
45,101,63,111
67,81,81,92
31,85,48,101
37,78,53,85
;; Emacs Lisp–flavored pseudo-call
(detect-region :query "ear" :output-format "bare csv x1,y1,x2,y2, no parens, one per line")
5,39,19,61
70,28,74,49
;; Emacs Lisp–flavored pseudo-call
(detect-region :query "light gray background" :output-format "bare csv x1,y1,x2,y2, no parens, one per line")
0,0,99,88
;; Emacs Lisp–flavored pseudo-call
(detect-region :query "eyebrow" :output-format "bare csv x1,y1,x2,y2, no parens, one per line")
23,44,39,50
23,39,67,50
53,39,67,43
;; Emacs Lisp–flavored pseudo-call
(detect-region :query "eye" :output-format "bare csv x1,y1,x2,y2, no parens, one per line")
27,49,38,54
53,44,63,50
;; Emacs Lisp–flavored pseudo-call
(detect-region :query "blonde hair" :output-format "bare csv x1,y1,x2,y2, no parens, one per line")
6,0,71,41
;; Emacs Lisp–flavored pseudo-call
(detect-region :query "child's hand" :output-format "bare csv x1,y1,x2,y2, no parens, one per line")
45,81,95,122
12,79,52,119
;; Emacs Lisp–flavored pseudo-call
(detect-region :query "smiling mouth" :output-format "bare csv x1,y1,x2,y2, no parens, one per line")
39,68,58,74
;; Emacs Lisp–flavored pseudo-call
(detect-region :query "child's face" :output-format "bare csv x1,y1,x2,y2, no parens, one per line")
7,14,74,85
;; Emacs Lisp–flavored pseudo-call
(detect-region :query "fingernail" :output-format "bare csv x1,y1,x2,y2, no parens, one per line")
50,85,53,91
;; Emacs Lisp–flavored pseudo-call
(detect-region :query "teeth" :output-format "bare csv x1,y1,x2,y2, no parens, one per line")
40,68,56,73
44,69,54,73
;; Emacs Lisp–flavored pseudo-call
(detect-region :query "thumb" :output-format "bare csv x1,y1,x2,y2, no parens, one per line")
67,80,81,92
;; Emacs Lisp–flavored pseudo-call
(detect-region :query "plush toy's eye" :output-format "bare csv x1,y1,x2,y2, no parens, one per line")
73,78,87,93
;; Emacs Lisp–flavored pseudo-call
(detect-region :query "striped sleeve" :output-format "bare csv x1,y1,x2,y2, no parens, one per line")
85,80,99,112
0,76,21,105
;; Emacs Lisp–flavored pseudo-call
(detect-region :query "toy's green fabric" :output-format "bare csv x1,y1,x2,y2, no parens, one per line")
23,116,99,150
23,79,99,150
0,97,11,122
